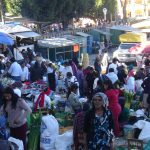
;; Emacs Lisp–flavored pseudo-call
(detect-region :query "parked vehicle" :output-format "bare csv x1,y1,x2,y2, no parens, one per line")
113,32,147,62
113,43,137,62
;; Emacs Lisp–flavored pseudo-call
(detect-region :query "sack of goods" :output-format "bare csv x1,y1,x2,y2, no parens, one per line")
40,115,59,150
55,130,73,150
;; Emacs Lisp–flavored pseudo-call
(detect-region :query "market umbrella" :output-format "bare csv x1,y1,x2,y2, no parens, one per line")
129,43,150,54
141,45,150,54
0,32,14,45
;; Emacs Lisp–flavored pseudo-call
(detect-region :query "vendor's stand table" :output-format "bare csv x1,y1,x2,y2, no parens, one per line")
114,138,128,150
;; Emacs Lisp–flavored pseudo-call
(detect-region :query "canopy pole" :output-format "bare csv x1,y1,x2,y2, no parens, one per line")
55,47,56,61
47,48,49,60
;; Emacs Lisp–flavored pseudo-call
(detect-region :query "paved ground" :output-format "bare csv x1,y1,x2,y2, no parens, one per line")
89,49,137,73
89,54,97,66
89,48,116,66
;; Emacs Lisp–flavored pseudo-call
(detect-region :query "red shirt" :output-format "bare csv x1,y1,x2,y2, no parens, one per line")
105,89,120,107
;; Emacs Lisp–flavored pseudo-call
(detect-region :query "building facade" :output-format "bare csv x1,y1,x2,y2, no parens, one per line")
117,0,150,19
127,0,149,18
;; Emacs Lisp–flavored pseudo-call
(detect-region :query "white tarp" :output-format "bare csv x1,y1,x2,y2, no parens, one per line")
13,31,40,38
134,120,150,142
111,25,139,32
76,32,90,37
38,38,76,48
0,24,31,33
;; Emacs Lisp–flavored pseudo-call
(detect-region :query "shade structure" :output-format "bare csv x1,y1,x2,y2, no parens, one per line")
0,32,14,45
142,45,150,54
13,31,41,38
119,32,146,43
129,43,150,54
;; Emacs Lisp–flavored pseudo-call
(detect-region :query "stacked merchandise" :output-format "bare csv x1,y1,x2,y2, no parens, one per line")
0,77,15,88
54,112,73,127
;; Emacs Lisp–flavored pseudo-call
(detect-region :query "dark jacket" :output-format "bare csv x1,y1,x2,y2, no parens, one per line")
94,61,101,73
30,62,42,82
141,77,150,93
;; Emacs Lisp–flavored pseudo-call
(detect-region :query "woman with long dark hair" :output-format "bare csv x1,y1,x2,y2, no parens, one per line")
103,79,121,137
83,92,114,149
2,87,32,150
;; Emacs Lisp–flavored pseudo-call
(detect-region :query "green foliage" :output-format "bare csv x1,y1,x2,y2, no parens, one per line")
4,0,22,15
102,0,117,20
3,0,117,24
95,0,103,7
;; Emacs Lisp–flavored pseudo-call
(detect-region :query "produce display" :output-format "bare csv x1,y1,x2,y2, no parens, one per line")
124,91,134,109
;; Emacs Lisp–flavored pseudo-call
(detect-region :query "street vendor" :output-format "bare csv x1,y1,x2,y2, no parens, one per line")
34,87,51,111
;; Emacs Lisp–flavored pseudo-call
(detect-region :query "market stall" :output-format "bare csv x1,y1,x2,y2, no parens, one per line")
0,24,41,60
37,37,80,61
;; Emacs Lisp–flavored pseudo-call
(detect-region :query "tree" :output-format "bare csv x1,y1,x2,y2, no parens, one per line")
4,0,22,15
102,0,117,21
120,0,128,22
3,0,117,26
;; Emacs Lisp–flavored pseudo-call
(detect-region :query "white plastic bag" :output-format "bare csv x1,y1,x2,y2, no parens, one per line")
8,137,24,150
55,130,73,150
134,120,150,142
40,115,59,150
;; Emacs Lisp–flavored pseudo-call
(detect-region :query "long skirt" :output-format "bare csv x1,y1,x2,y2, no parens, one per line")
48,72,56,91
10,123,27,150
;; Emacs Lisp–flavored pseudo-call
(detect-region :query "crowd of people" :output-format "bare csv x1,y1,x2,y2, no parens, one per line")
0,44,150,149
71,55,150,149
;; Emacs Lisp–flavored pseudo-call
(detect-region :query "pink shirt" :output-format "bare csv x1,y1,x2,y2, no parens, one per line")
5,99,32,128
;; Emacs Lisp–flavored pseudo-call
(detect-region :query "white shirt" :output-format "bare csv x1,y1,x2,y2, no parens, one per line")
101,53,109,67
61,66,73,78
65,76,79,87
136,55,143,62
106,72,118,84
93,78,99,89
108,63,118,74
47,67,53,74
8,62,22,77
126,76,135,92
59,65,65,73
135,79,143,92
21,66,29,81
34,94,51,109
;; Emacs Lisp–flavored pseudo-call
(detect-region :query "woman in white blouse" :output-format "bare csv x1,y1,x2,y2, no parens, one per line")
21,61,29,82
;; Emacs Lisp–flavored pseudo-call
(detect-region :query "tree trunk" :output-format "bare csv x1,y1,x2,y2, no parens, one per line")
123,0,127,23
120,0,127,24
62,20,69,30
37,23,42,34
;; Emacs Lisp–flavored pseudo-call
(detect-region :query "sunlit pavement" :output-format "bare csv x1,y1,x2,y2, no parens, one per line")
89,48,138,71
